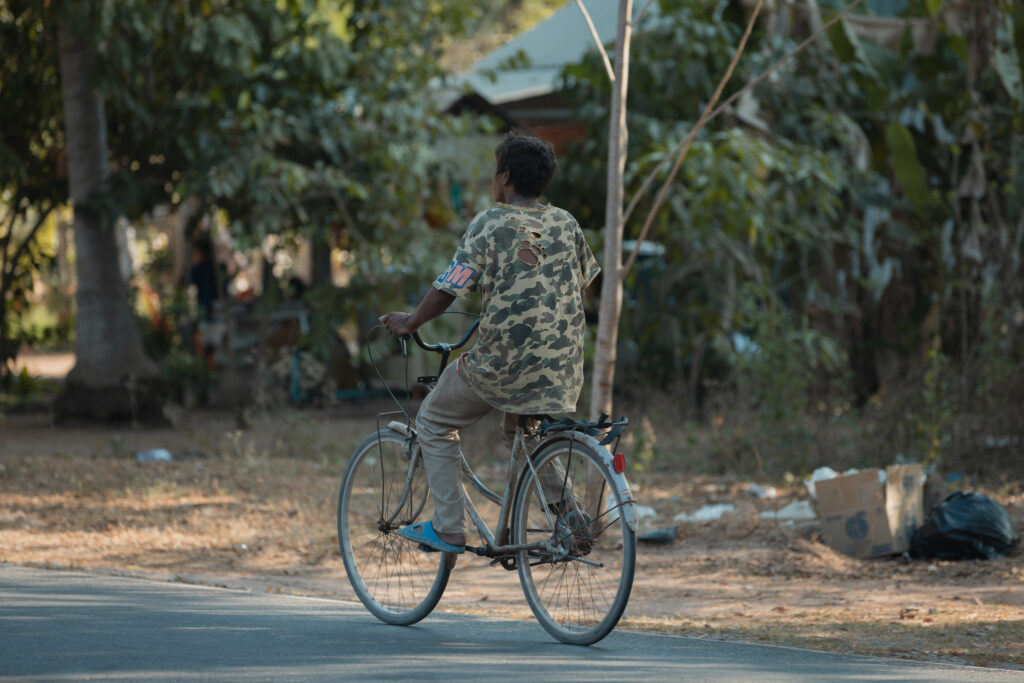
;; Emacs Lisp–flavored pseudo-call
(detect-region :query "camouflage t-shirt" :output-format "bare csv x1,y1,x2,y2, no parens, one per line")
433,203,600,414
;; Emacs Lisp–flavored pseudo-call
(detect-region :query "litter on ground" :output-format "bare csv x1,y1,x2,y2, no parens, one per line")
759,500,817,521
674,503,735,522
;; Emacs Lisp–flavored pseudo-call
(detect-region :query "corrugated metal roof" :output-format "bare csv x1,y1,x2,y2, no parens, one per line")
454,0,654,106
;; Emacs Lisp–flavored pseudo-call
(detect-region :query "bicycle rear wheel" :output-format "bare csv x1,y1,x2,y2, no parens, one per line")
512,437,636,645
337,429,453,625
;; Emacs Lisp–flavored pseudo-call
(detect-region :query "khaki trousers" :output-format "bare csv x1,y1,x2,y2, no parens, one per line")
415,363,565,535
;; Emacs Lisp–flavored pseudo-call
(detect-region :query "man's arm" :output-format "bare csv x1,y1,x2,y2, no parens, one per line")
379,287,456,337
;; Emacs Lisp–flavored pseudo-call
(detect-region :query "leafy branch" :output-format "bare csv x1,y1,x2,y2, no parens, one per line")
620,0,868,280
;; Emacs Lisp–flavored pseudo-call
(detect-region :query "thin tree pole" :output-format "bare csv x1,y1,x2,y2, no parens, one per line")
590,0,632,420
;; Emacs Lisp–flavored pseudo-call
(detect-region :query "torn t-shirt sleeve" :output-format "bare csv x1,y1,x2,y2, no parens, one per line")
433,215,488,298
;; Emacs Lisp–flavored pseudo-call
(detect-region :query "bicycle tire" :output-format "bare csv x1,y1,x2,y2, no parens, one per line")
512,437,636,645
337,429,454,625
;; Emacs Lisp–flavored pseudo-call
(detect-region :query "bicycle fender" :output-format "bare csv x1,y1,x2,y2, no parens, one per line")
530,432,639,533
387,420,414,438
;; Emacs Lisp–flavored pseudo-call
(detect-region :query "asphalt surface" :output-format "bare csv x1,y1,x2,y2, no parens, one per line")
1,565,1022,682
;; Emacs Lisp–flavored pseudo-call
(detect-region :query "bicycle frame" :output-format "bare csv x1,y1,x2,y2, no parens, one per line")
384,413,639,564
383,418,540,557
386,319,639,562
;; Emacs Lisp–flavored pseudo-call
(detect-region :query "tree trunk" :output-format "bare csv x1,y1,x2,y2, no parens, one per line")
589,0,632,420
53,21,165,426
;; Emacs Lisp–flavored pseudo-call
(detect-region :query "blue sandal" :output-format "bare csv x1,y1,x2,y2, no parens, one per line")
397,521,465,554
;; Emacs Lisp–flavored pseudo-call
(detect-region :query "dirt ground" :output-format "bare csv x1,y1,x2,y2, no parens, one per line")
1,399,1022,669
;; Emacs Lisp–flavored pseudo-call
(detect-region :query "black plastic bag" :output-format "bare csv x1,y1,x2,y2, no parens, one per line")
911,491,1019,560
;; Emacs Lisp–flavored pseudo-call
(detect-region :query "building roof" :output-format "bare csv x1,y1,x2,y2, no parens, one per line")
450,0,658,108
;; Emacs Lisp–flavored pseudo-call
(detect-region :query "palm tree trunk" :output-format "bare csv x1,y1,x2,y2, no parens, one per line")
53,20,165,425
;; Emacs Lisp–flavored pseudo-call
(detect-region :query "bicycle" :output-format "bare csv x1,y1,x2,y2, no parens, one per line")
336,318,639,645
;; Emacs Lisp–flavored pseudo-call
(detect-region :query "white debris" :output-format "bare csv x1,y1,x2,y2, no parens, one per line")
747,483,778,499
136,448,173,462
759,500,817,521
673,503,735,522
804,466,839,499
635,505,657,519
984,435,1021,448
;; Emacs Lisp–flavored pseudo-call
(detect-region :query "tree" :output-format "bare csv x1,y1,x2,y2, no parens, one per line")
551,0,1023,466
0,1,64,388
590,0,633,420
5,0,494,416
558,0,769,418
53,7,164,424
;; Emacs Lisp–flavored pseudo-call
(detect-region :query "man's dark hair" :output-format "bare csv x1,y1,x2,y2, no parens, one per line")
494,131,558,198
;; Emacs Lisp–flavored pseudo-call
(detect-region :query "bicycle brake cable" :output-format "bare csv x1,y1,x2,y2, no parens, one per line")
366,311,481,425
366,324,414,424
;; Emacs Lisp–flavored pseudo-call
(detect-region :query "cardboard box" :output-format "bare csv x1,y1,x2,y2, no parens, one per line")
815,464,924,558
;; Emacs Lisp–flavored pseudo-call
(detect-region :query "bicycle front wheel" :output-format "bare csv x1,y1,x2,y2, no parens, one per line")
512,437,636,645
337,429,454,625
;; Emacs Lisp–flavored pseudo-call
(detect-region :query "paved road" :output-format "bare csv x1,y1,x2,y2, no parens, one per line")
1,565,1021,682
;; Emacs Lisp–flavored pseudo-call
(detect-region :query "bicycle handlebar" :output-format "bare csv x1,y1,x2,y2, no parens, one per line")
408,318,480,354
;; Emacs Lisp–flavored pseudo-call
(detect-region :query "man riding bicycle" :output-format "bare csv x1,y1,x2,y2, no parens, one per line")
380,131,599,553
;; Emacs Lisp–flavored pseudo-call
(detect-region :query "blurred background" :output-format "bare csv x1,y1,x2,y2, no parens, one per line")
2,0,1022,481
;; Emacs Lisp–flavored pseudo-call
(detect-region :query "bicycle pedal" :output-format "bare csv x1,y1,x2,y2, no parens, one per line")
417,543,440,553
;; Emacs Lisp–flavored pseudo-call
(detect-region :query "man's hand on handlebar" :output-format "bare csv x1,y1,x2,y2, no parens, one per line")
380,289,456,339
379,312,415,338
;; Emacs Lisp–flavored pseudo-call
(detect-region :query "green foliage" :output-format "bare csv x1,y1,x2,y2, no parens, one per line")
0,209,62,386
96,0,486,334
553,0,1024,469
553,2,872,416
915,348,953,465
87,0,471,253
159,347,211,403
0,2,65,386
883,121,942,217
0,2,65,209
4,0,491,395
721,285,849,473
553,0,745,229
10,367,41,399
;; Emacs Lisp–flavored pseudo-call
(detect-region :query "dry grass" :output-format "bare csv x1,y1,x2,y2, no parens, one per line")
1,407,1022,669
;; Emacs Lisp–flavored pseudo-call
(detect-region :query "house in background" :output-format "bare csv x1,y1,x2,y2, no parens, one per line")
442,0,658,151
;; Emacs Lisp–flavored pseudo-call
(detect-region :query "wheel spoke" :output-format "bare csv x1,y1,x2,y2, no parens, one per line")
339,431,452,625
514,440,635,644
